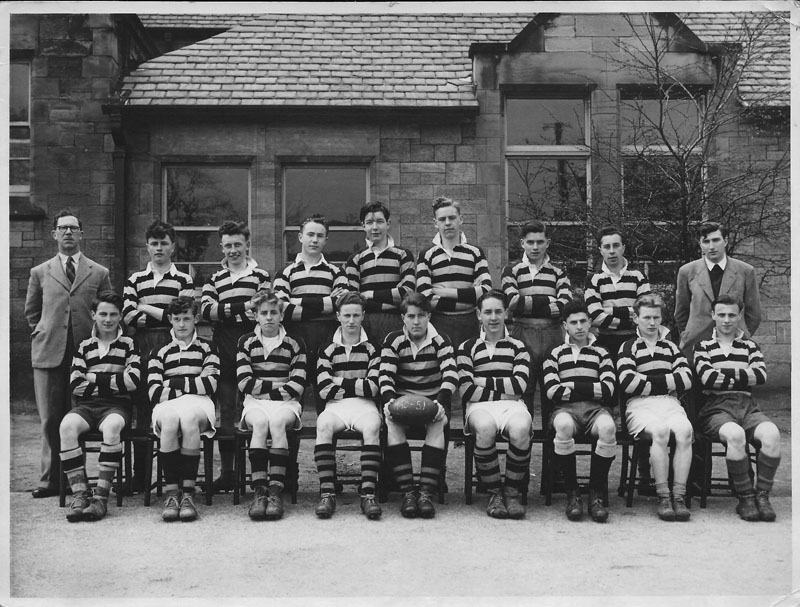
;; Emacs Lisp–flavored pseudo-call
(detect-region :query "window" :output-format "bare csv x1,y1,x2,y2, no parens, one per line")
10,60,31,208
505,92,591,263
282,164,369,264
163,164,250,285
619,89,705,266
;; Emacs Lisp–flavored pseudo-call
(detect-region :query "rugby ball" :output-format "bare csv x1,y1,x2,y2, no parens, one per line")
388,394,438,423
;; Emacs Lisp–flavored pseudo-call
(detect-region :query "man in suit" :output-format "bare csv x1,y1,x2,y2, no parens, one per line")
674,222,761,358
24,210,113,497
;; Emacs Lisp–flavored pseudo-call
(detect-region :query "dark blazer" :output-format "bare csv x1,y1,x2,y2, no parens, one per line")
674,256,761,353
24,254,113,368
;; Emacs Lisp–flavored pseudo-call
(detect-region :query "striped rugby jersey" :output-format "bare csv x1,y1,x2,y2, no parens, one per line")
584,263,651,333
617,328,692,397
344,244,416,313
457,332,529,403
273,255,347,322
70,328,142,399
501,257,572,319
236,328,307,402
416,237,492,313
379,328,458,412
317,328,380,402
123,263,195,330
543,335,615,404
148,332,219,404
694,329,767,394
201,259,272,325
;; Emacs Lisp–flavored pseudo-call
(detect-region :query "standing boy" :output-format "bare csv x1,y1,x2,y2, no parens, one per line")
693,294,781,521
60,293,142,521
201,220,271,492
617,294,694,522
380,293,458,518
543,300,617,523
148,296,219,521
314,291,382,520
124,220,195,490
237,289,307,521
344,201,416,348
457,290,531,519
25,210,113,497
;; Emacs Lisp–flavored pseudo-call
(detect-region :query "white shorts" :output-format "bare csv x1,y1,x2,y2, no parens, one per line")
464,399,532,438
321,397,381,432
151,394,217,439
239,394,303,431
625,395,693,440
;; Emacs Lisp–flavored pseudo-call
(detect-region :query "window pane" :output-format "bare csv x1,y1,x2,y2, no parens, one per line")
165,166,249,228
623,156,702,221
506,98,585,146
620,98,701,146
174,230,221,265
506,223,588,266
284,166,367,227
10,142,29,158
10,62,29,123
10,159,30,186
10,126,30,140
284,230,363,264
507,158,586,223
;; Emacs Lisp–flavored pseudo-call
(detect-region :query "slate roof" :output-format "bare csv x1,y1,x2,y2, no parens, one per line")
123,12,789,109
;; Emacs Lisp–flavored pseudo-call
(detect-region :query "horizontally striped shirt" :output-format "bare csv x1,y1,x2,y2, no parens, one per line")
70,328,142,399
416,237,492,313
236,328,307,402
124,263,195,329
273,255,347,322
543,334,615,404
694,329,767,394
584,262,651,333
148,332,219,404
201,258,272,325
617,328,692,397
380,328,458,412
457,331,529,403
501,257,572,319
317,328,379,402
344,244,416,313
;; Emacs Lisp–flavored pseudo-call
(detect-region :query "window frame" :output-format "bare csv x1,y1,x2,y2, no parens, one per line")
10,58,31,199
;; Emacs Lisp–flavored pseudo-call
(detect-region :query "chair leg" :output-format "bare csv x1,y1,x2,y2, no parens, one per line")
143,438,154,507
464,436,474,506
59,462,68,508
618,443,630,498
203,437,214,506
233,434,244,506
289,434,300,505
626,443,639,508
701,439,712,508
543,442,553,507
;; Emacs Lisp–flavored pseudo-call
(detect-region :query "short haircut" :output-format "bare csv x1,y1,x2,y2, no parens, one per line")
218,220,250,240
432,196,461,216
92,292,123,313
520,220,549,239
698,221,728,240
52,209,82,231
145,219,176,243
633,293,665,315
301,214,330,236
167,295,199,317
359,201,391,223
250,288,281,311
336,290,365,311
713,294,744,312
400,292,432,315
596,225,625,247
561,299,589,322
478,289,507,310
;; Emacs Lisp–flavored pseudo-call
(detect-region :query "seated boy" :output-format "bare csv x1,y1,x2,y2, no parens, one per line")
237,288,307,521
148,296,220,522
314,291,382,520
694,294,780,522
542,300,617,523
60,292,142,521
380,292,458,518
617,294,693,522
457,290,531,520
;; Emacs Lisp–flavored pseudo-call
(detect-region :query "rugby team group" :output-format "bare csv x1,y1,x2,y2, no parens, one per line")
23,197,782,526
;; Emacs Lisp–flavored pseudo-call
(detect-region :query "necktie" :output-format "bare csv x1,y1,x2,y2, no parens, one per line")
66,256,75,284
710,264,723,298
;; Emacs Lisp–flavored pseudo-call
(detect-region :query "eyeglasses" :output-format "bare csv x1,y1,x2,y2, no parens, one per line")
55,225,81,233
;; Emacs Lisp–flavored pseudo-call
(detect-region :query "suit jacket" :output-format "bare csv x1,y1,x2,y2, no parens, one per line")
674,256,761,353
24,254,113,368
